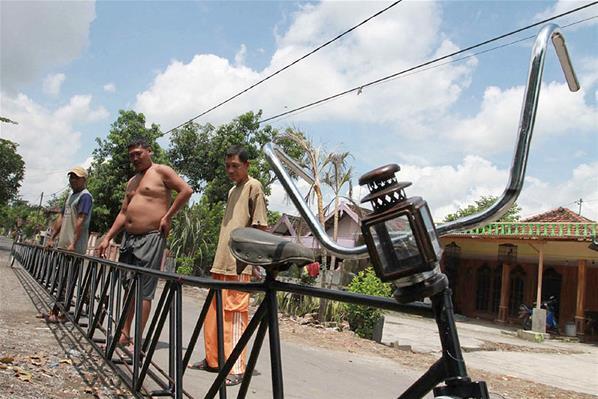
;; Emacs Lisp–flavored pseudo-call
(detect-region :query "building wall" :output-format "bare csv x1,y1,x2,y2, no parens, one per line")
445,257,597,333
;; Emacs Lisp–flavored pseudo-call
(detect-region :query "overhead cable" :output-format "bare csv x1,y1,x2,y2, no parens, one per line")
160,0,404,137
258,2,597,124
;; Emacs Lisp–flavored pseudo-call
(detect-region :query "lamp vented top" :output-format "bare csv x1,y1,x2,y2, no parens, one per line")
359,164,412,212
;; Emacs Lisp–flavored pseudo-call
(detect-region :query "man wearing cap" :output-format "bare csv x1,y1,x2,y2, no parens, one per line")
44,166,93,322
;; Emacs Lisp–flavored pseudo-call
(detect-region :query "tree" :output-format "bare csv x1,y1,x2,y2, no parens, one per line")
323,151,353,270
0,200,45,239
0,116,18,124
0,139,25,205
87,110,169,233
167,111,303,274
168,197,225,275
278,129,334,321
443,195,521,223
46,190,70,211
168,111,302,204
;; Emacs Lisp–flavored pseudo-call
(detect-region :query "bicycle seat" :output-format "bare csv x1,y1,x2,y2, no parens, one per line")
229,228,315,273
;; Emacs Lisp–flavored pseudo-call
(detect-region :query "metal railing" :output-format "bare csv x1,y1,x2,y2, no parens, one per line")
11,242,416,399
447,222,597,238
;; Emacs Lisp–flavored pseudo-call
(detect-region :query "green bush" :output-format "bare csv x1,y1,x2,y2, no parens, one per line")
176,257,194,275
344,267,392,339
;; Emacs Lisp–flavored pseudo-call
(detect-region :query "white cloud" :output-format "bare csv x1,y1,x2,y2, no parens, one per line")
399,157,598,223
267,178,316,216
42,73,66,96
0,1,95,93
103,83,116,93
447,81,597,154
534,1,597,29
266,156,598,233
234,44,247,66
0,92,109,203
134,1,475,130
518,162,598,221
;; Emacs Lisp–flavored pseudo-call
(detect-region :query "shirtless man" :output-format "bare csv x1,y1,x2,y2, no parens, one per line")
96,138,192,347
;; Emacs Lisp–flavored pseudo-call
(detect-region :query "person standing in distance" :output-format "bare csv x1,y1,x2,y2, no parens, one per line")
96,138,192,348
190,145,268,387
44,166,93,322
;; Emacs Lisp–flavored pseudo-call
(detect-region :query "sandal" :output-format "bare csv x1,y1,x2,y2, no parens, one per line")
188,359,218,373
226,374,244,387
45,313,66,323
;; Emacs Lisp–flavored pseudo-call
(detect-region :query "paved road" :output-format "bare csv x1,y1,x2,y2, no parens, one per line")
143,284,430,398
382,311,598,395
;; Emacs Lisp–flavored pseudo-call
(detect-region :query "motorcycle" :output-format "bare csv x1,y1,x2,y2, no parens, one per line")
518,296,558,332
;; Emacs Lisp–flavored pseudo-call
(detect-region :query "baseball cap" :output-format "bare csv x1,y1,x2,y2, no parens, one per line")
68,166,88,178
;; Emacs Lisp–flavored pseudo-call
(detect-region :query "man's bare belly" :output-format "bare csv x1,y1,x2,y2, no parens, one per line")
125,195,169,235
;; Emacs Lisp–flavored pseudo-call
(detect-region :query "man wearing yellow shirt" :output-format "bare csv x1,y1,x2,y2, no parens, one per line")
190,145,268,386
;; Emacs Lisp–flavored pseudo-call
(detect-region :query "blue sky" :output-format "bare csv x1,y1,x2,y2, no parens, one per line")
1,0,597,221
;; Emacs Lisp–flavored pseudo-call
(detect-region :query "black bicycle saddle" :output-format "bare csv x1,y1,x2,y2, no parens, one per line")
229,228,315,274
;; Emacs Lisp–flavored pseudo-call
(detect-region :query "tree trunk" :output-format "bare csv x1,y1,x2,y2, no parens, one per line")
315,183,329,322
330,194,340,271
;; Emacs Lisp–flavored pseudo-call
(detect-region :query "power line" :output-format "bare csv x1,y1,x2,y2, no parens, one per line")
258,3,597,124
260,14,597,124
261,33,540,124
159,0,404,137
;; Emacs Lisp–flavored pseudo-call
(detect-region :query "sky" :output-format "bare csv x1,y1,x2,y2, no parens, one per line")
1,0,597,223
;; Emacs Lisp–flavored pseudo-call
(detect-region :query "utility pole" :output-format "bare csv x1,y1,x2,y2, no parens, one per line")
37,192,45,245
574,198,583,215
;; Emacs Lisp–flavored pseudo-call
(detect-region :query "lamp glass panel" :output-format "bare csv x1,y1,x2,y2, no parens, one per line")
420,205,442,257
369,215,422,276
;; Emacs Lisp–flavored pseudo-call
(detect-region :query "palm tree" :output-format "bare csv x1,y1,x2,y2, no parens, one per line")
323,151,353,271
278,129,328,241
169,206,207,274
277,129,331,321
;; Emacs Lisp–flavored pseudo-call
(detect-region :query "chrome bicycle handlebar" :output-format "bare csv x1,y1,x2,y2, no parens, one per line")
437,24,579,235
264,23,580,259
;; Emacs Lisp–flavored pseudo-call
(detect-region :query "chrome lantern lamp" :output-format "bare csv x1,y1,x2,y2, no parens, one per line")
358,164,448,303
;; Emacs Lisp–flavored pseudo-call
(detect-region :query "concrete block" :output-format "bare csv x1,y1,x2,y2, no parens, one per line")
390,341,412,351
517,329,546,343
532,308,547,333
372,315,385,343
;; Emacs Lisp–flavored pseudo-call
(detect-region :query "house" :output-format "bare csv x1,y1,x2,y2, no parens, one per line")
269,201,371,276
270,203,598,339
439,207,598,339
270,201,369,250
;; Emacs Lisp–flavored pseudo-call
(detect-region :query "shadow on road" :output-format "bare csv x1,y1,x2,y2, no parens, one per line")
10,259,132,398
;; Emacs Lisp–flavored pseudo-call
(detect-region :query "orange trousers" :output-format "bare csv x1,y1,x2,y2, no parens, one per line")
204,273,251,375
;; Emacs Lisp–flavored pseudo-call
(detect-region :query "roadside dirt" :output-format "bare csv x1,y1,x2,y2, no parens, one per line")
0,248,132,399
278,315,597,399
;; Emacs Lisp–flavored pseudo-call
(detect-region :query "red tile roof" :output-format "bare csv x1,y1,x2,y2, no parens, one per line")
522,207,594,223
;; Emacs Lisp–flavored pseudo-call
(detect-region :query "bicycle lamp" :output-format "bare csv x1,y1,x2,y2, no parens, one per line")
359,164,447,302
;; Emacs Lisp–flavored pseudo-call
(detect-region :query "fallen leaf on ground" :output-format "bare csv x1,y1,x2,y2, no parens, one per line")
13,367,33,382
0,356,14,364
59,359,73,365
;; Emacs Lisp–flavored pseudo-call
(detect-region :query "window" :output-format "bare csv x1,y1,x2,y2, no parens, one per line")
475,264,491,312
509,266,526,317
491,264,502,314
